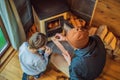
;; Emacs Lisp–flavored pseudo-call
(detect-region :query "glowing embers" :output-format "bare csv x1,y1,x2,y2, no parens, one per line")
47,19,60,31
45,16,64,37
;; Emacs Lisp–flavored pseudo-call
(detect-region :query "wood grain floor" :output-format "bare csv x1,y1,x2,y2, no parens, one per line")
92,0,120,37
0,0,120,80
0,52,69,80
0,51,120,80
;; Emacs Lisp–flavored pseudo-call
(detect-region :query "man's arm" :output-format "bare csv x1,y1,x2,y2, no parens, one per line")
51,37,71,65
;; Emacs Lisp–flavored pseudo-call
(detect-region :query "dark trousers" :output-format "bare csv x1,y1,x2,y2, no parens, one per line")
22,72,42,80
22,73,28,80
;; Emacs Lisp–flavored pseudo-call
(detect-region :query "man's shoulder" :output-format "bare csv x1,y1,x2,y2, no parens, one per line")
90,35,104,44
71,57,84,66
90,35,101,40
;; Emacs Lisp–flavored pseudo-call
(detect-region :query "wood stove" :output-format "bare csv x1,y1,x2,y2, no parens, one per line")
32,9,68,36
31,0,97,40
31,0,69,39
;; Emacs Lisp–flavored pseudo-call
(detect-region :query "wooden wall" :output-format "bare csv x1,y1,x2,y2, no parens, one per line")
92,0,120,37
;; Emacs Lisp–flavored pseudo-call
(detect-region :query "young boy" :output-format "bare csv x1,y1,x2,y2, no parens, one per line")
19,32,52,80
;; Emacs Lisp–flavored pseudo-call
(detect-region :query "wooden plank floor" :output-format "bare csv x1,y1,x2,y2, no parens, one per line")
0,51,120,80
0,52,68,80
92,0,120,37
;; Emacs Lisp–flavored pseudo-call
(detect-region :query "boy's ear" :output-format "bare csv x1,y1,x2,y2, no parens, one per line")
34,49,38,52
30,48,37,52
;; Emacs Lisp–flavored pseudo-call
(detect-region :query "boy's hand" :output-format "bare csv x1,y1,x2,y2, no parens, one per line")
45,46,52,55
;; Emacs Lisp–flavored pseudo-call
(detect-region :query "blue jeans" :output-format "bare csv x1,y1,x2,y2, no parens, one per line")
22,72,42,80
22,73,28,80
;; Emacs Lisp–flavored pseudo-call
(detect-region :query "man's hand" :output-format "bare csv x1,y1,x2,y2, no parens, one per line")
62,51,71,66
51,36,71,65
55,33,66,41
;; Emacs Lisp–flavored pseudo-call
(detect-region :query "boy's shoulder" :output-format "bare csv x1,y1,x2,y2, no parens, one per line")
19,42,28,50
21,42,28,47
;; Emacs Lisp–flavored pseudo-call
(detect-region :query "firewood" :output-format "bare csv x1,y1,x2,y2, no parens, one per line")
105,36,117,50
104,32,114,45
70,18,77,28
113,39,120,56
79,19,86,27
31,24,37,33
96,25,108,41
88,27,98,36
75,19,82,28
113,46,120,56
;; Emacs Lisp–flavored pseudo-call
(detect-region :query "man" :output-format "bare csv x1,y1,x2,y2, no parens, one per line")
54,28,106,80
19,32,52,80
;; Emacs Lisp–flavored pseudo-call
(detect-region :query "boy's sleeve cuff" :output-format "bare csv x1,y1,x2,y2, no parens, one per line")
44,53,49,57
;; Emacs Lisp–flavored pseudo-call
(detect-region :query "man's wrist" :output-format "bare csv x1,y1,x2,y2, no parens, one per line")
64,37,67,41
